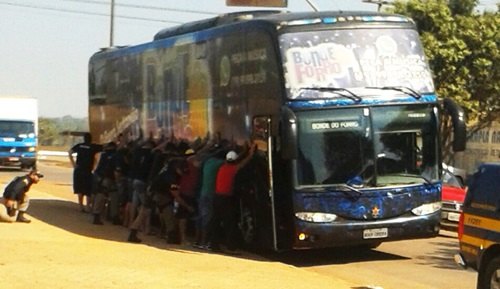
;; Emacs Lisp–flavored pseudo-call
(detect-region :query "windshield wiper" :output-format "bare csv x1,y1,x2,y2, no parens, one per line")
366,86,422,99
325,184,362,200
299,87,362,103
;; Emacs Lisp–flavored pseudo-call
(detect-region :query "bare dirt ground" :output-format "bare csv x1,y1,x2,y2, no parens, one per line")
0,173,356,289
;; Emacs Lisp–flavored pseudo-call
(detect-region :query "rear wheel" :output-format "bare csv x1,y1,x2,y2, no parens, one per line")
479,256,500,289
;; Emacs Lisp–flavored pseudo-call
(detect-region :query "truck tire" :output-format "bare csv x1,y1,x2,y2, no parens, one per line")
479,256,500,289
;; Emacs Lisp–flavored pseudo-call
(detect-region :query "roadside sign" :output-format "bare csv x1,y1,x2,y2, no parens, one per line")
226,0,287,7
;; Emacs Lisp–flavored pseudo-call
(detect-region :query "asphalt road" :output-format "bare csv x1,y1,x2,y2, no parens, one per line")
1,160,478,289
273,231,476,289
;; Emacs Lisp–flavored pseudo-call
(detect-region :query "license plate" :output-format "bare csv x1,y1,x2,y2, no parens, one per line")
447,212,460,222
8,157,19,161
363,228,388,239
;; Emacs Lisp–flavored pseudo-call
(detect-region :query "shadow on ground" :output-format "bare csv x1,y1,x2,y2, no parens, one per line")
414,238,465,271
29,198,129,242
268,245,408,267
28,198,403,266
27,198,268,261
28,198,455,269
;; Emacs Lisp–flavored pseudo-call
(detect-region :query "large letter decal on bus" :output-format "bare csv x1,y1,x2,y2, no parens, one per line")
285,43,361,96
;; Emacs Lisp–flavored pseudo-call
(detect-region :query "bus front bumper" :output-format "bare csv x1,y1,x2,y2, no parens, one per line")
292,212,441,249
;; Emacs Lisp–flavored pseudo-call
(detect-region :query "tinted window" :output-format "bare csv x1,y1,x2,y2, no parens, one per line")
466,164,500,210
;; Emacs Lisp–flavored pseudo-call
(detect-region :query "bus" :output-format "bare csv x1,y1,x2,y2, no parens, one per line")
88,10,467,251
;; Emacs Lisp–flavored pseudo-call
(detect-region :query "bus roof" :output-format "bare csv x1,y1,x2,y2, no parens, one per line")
92,10,415,60
153,10,413,41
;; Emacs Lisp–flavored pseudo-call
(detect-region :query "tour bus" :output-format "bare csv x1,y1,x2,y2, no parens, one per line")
88,11,466,251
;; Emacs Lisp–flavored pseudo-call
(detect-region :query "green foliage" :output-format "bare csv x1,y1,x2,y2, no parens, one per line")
39,116,88,147
449,0,479,16
390,0,499,160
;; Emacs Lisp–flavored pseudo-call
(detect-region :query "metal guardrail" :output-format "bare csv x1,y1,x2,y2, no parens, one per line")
38,150,69,157
37,151,72,165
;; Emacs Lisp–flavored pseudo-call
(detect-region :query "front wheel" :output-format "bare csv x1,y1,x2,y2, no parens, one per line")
479,256,500,289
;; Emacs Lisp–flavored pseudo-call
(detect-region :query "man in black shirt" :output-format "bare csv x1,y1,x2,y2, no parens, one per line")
68,133,102,212
0,170,43,223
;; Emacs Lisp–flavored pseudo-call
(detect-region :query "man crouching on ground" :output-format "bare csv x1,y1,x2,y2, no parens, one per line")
0,170,43,223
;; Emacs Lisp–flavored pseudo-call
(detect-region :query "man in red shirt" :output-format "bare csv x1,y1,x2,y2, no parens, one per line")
209,143,256,252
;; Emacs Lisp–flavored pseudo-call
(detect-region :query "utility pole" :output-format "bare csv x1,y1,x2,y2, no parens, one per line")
109,0,115,47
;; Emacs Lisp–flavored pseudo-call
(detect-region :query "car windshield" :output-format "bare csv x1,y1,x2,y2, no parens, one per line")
280,28,434,99
442,170,464,188
296,105,439,188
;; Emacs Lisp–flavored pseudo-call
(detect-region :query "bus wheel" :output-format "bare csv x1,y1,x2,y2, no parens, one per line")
239,199,257,248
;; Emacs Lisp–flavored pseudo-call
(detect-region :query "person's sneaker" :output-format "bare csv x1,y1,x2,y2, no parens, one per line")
128,234,142,243
192,243,203,249
16,214,31,223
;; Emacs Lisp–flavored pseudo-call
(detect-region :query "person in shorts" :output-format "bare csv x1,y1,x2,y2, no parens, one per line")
68,133,102,212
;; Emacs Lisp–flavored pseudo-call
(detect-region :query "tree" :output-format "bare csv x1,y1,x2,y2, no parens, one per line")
38,118,59,146
449,0,478,15
390,0,499,162
38,116,89,147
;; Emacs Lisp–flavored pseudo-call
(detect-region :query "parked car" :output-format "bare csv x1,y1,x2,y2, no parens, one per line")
455,162,500,289
441,166,467,230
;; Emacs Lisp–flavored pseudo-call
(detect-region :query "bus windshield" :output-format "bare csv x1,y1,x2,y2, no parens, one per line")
296,105,439,188
280,28,435,98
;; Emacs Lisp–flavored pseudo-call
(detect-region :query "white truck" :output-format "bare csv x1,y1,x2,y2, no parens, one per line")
0,96,38,169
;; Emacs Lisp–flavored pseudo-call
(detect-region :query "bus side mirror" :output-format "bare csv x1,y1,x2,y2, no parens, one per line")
280,107,298,160
443,98,467,152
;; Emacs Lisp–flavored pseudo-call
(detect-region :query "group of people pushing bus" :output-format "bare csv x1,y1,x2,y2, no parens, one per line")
68,132,257,253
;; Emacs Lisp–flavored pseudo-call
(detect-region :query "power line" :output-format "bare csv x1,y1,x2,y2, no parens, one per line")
0,1,183,24
60,0,219,16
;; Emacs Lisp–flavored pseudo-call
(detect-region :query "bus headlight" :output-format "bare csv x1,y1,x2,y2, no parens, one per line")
295,212,337,223
411,202,442,216
28,147,36,152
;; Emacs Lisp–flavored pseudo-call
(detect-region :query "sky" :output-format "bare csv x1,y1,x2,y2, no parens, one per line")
0,0,497,118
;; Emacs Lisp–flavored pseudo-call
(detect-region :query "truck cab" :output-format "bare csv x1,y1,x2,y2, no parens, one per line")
0,120,37,169
0,97,38,170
